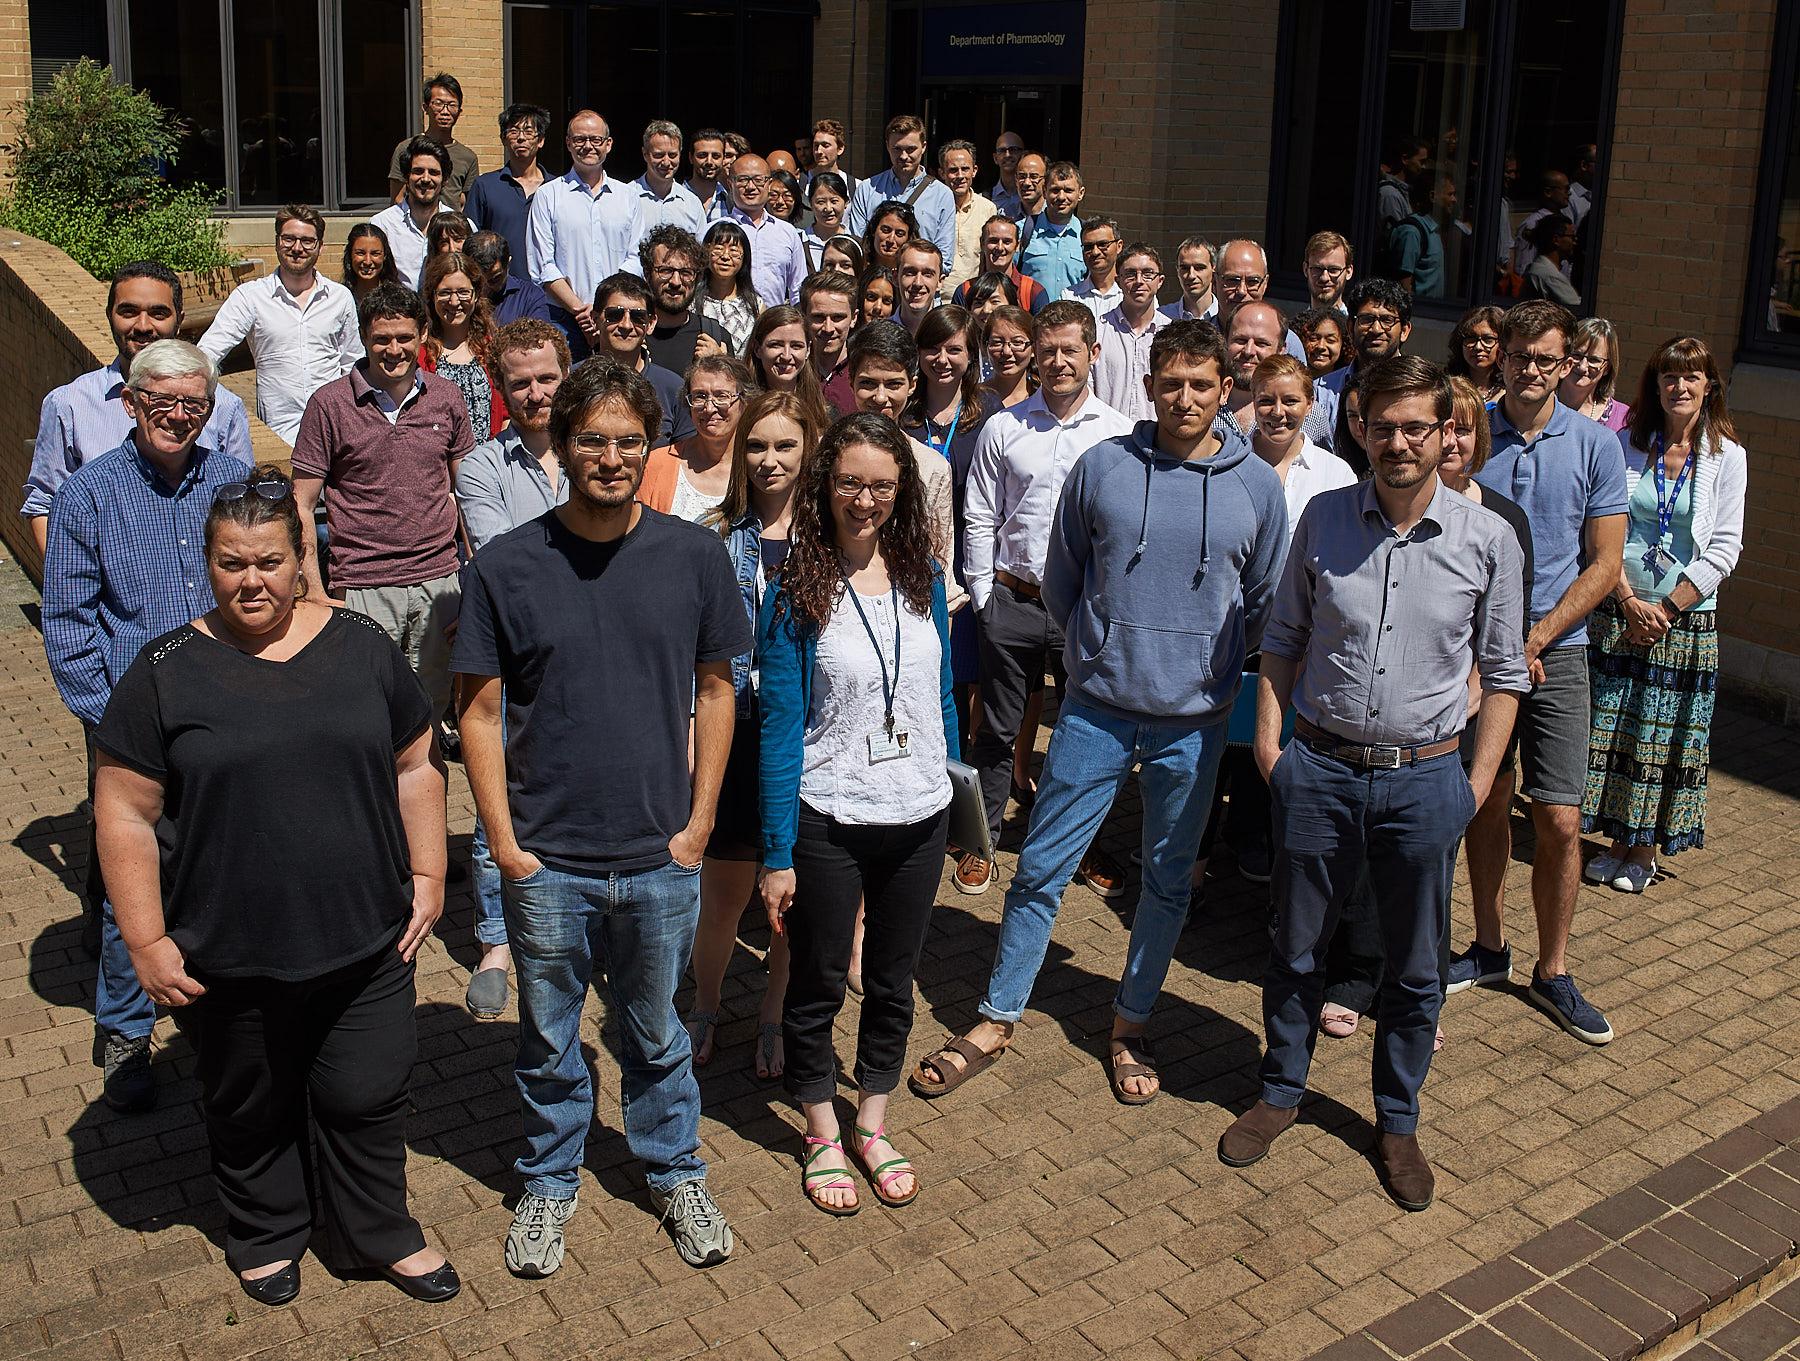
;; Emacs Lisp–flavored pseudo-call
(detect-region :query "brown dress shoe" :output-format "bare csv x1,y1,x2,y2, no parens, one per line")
954,853,994,895
1076,848,1127,900
1218,1100,1298,1167
1375,1132,1435,1211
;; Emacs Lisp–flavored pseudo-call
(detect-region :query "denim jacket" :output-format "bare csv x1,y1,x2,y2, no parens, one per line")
723,513,764,719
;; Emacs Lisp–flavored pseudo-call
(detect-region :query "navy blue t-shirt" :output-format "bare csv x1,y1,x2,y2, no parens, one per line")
451,506,751,874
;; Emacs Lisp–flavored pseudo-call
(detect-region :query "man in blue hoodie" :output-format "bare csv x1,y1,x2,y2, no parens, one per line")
910,319,1289,1105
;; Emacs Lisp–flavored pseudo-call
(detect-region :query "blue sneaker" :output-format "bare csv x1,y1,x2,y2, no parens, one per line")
1444,940,1512,995
1527,971,1613,1045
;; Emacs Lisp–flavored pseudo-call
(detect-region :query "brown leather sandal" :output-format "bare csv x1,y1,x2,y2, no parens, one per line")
1108,1034,1160,1106
907,1035,1005,1099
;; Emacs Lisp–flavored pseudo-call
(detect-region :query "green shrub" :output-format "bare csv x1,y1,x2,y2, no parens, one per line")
0,58,237,279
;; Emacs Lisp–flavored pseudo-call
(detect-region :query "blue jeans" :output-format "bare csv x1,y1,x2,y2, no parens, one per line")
1260,739,1475,1134
469,817,509,947
980,700,1227,1026
98,900,155,1039
504,859,706,1198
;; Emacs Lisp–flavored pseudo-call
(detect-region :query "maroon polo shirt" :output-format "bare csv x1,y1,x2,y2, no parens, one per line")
820,356,855,418
292,363,474,589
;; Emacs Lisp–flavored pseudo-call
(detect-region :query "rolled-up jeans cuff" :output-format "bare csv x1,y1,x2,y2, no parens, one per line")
1258,1087,1303,1112
1379,1115,1419,1136
977,1000,1025,1025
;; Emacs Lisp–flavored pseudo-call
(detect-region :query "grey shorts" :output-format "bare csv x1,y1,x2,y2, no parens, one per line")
1513,645,1589,806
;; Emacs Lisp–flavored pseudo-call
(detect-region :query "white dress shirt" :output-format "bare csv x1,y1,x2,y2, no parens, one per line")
1065,277,1123,319
198,272,361,445
369,200,449,288
961,389,1135,609
1273,437,1358,531
1090,304,1173,422
528,169,646,311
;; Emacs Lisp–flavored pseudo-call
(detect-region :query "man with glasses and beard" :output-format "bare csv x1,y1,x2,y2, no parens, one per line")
454,360,747,1278
592,272,696,449
638,225,733,371
1312,278,1415,472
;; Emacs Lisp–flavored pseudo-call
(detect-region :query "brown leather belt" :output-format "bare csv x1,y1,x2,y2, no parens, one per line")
1296,717,1460,770
995,569,1041,601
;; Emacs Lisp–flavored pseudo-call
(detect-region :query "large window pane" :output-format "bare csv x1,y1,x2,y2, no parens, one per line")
664,9,738,159
1272,0,1368,278
232,0,323,204
585,5,661,183
509,4,575,176
128,0,227,192
742,10,810,163
340,0,411,202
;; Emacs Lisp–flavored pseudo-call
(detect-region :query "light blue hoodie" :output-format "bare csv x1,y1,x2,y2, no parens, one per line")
1043,418,1288,727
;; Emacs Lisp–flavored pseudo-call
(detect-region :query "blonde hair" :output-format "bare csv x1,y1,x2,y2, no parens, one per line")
1447,375,1492,475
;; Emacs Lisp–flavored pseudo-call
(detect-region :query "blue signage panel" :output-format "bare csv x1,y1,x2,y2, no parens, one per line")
920,1,1086,82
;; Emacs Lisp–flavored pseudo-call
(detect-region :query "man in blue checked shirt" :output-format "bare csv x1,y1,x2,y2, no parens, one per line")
41,338,253,1115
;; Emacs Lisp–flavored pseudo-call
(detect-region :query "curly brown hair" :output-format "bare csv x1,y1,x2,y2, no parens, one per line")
776,412,936,631
421,251,496,363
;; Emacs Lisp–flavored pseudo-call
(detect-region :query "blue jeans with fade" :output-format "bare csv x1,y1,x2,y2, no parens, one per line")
1260,738,1476,1134
98,900,156,1039
980,700,1228,1026
503,858,706,1199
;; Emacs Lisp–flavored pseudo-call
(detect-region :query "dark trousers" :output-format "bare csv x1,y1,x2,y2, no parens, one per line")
179,942,425,1272
784,803,949,1104
972,584,1064,846
1322,872,1385,1014
1197,749,1271,859
1260,740,1475,1133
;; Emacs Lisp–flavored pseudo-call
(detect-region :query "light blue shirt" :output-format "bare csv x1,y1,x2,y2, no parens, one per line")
845,168,957,269
22,359,253,518
527,169,646,310
728,207,806,308
629,175,705,238
688,180,732,225
1018,213,1085,298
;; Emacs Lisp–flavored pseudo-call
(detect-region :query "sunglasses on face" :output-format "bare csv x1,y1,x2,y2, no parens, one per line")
603,306,651,326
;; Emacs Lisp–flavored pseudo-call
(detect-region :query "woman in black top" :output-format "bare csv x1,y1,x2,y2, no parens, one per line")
93,468,459,1309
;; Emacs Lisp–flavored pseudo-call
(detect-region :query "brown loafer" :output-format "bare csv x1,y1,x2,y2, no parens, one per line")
1076,848,1127,900
1375,1132,1435,1211
954,853,995,895
1218,1100,1298,1167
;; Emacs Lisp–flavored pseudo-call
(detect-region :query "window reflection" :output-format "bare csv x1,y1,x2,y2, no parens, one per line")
231,0,322,205
128,0,227,191
340,0,411,202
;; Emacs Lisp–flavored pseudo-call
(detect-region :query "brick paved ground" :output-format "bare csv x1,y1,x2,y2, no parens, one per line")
4,555,1800,1361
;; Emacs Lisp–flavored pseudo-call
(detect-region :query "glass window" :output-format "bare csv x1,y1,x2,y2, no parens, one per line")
128,0,228,192
339,0,412,202
585,5,662,183
665,9,739,157
1747,5,1800,357
1271,2,1369,276
508,4,576,176
231,0,323,205
742,10,811,165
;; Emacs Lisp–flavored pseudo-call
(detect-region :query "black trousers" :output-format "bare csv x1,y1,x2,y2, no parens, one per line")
179,941,425,1272
784,803,949,1104
972,585,1065,846
1197,749,1272,859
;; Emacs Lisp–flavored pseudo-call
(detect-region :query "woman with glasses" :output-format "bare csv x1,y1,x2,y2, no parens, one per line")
1582,336,1746,893
700,221,760,354
1559,316,1630,433
757,412,958,1215
1446,305,1506,406
981,304,1037,408
638,354,751,522
93,468,458,1308
861,199,919,273
766,169,807,230
748,304,833,433
419,251,504,437
802,173,850,273
685,391,823,1079
342,224,402,304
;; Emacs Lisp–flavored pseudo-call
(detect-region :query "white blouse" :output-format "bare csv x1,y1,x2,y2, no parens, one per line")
800,586,951,826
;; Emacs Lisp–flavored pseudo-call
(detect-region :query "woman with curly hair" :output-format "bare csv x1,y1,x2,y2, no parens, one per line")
756,411,957,1217
419,251,504,437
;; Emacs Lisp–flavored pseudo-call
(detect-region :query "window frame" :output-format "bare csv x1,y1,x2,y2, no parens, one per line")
1739,0,1800,365
1265,0,1626,321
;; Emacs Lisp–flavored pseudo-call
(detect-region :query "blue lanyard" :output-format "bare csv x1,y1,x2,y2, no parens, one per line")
841,574,901,734
1652,433,1693,542
923,396,962,463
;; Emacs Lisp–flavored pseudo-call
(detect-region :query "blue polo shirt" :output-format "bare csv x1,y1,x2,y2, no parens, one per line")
465,167,539,280
1019,213,1085,298
1475,399,1628,648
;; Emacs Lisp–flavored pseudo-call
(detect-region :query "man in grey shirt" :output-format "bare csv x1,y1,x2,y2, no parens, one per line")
1220,355,1528,1215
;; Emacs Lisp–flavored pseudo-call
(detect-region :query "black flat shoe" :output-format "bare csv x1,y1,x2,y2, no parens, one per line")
379,1260,461,1303
237,1261,300,1306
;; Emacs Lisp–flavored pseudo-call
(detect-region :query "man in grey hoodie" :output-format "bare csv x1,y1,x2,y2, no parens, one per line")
911,319,1289,1104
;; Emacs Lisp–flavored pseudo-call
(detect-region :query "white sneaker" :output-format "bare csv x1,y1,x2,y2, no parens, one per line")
1610,860,1656,893
1582,853,1622,884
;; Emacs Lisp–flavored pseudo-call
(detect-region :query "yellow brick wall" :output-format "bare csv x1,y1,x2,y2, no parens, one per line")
0,0,30,169
419,0,507,171
812,0,888,174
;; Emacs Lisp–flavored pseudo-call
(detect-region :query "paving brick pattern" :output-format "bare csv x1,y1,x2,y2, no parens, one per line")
4,578,1800,1360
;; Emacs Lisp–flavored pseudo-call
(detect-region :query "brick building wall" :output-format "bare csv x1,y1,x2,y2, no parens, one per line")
420,0,507,171
0,0,29,172
813,0,890,175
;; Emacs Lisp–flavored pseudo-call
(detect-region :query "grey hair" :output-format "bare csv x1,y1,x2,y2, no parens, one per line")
643,119,683,150
1218,238,1270,272
1572,315,1621,406
937,138,978,167
126,338,218,401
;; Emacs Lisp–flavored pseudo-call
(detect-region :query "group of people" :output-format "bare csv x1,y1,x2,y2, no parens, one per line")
23,82,1746,1306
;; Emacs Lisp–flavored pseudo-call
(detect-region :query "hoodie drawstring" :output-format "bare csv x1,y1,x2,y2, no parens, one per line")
1132,455,1153,561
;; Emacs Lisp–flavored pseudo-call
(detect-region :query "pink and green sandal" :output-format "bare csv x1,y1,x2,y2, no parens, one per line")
801,1135,860,1217
851,1123,918,1207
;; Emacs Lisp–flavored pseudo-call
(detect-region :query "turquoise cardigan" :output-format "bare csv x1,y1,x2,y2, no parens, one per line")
756,570,959,870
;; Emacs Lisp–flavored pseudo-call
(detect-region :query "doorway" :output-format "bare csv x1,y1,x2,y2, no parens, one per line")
923,85,1080,168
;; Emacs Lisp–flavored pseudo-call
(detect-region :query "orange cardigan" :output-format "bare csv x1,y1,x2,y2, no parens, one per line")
637,445,683,513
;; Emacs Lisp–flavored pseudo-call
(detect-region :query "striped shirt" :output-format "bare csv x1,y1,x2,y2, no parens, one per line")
42,437,251,726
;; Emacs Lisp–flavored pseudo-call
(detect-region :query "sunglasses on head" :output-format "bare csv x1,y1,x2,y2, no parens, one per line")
214,477,292,505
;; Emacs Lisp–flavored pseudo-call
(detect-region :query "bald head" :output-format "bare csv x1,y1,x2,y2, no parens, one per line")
1015,153,1047,208
731,154,771,214
1217,239,1271,318
566,110,612,177
1227,301,1285,386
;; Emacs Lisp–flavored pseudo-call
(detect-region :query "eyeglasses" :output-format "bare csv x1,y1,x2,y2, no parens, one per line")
652,265,699,281
1366,420,1444,447
687,391,742,411
276,235,319,251
1504,350,1568,371
214,477,291,504
1220,274,1266,291
1304,264,1346,279
570,433,647,458
1464,334,1499,350
833,475,898,502
435,287,475,303
1568,353,1608,372
569,136,611,149
427,98,461,113
135,393,213,418
986,336,1033,355
733,175,770,189
1354,312,1404,331
709,241,744,254
1118,268,1162,283
603,306,651,327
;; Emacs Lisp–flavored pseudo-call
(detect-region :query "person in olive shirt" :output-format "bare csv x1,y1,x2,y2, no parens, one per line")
387,73,480,209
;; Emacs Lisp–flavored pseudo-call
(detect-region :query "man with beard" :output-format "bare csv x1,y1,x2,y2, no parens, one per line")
1312,278,1415,471
465,232,553,327
1224,354,1525,1214
454,360,747,1278
373,137,453,287
800,269,858,414
637,225,732,371
591,272,695,448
